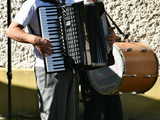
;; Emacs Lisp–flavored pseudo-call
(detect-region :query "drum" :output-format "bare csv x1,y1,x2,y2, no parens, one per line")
109,42,159,93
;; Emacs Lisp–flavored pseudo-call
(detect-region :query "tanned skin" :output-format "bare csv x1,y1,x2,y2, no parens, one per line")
6,22,52,56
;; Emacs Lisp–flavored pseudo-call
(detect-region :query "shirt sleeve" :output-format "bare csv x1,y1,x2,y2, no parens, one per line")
13,0,35,27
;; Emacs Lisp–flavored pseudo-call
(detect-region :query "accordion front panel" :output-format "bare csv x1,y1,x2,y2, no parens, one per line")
38,6,65,72
38,2,109,72
62,4,85,65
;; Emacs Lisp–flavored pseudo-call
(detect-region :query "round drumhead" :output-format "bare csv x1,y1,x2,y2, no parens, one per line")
109,44,124,79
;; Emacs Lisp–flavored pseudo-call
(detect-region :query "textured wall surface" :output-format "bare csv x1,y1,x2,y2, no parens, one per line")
0,0,35,68
0,0,159,70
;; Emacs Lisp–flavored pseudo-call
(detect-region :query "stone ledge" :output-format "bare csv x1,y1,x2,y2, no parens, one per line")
0,68,37,89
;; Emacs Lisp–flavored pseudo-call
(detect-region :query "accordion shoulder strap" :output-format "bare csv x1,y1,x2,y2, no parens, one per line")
105,11,130,39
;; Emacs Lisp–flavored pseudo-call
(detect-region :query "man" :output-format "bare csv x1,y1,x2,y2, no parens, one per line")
6,0,123,120
6,0,80,120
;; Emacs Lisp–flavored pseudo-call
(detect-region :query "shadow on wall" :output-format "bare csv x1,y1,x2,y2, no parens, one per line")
0,68,160,120
1,82,160,120
0,82,39,117
0,68,39,118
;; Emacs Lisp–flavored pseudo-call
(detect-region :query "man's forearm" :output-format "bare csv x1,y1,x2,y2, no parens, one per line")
6,22,52,56
6,22,37,45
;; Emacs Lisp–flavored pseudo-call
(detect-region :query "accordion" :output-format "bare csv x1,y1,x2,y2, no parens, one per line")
38,2,110,72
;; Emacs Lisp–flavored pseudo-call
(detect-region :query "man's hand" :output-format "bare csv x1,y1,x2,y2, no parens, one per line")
33,36,52,56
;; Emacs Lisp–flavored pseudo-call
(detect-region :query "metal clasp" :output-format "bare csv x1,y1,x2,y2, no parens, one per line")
144,74,157,78
123,74,137,77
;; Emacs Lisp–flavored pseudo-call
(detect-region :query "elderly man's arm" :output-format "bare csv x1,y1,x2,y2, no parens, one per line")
6,22,52,56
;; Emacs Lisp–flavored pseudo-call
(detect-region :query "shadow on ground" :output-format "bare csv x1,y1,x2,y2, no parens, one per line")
121,93,160,120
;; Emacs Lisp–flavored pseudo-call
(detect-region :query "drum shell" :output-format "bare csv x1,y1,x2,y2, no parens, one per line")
113,42,159,93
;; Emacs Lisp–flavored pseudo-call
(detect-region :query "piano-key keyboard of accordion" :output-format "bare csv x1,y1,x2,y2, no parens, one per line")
38,6,65,72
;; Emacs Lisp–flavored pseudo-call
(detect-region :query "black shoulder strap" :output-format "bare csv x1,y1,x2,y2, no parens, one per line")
105,11,130,39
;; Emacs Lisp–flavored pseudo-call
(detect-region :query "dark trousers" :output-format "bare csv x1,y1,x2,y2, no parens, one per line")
83,94,123,120
80,70,123,120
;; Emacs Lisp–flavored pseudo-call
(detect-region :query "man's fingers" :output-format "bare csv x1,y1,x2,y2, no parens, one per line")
36,45,52,56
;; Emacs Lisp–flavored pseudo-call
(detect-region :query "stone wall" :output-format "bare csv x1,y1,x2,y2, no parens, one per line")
0,0,159,71
0,0,35,68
